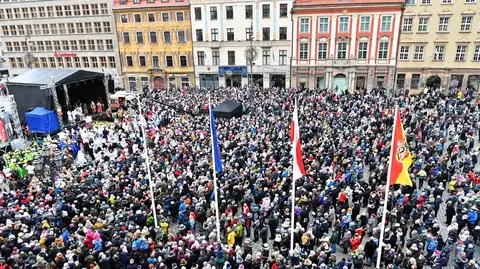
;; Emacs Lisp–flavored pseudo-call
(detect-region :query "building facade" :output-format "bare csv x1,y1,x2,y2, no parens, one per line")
113,0,194,91
291,0,404,92
0,0,121,84
397,0,480,92
190,0,292,89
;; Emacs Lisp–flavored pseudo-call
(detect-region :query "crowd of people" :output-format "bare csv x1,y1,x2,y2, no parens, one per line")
0,86,479,269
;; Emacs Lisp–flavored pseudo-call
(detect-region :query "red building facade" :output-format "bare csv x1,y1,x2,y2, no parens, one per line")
291,0,404,92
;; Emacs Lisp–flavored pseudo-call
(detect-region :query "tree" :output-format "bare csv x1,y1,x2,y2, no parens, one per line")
426,75,441,90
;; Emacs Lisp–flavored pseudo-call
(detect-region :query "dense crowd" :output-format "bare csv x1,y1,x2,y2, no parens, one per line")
0,86,479,269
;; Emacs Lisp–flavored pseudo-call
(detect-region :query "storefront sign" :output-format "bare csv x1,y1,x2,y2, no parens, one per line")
54,52,77,57
219,66,247,77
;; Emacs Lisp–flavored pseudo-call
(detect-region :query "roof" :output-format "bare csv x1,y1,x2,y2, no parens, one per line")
294,0,404,7
113,0,189,9
8,69,103,86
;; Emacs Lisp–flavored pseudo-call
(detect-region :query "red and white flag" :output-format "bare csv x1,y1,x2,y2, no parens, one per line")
290,100,306,180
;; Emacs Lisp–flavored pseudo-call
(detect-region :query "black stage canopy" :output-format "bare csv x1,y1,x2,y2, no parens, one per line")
213,100,243,118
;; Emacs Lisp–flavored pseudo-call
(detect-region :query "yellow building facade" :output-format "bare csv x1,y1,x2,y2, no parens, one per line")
397,0,480,92
113,0,194,91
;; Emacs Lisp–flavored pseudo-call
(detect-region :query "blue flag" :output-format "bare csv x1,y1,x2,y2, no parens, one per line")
210,105,223,173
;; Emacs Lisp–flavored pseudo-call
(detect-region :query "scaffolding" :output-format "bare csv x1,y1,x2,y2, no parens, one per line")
0,95,25,150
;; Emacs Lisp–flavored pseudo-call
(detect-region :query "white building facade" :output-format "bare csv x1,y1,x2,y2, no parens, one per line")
0,0,121,85
291,0,404,92
190,0,293,89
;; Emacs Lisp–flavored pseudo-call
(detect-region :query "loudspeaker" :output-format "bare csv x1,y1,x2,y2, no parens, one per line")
108,79,115,93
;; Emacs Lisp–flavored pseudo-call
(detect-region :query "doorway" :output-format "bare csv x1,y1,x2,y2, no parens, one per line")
271,74,286,88
316,76,325,89
332,74,347,93
356,76,366,91
226,74,242,88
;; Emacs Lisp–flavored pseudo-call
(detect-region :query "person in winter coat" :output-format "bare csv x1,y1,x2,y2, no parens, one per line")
446,201,456,225
330,228,340,253
342,231,352,254
350,234,362,251
363,237,377,266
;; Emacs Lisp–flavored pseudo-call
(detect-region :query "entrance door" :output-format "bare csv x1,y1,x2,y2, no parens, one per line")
332,74,347,94
316,76,325,89
153,76,164,89
356,76,366,91
271,74,286,88
226,74,242,88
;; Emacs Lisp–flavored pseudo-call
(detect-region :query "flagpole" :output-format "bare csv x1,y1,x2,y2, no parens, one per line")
290,97,297,253
376,105,398,269
209,96,222,243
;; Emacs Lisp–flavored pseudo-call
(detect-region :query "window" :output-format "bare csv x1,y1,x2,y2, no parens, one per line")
164,31,171,43
378,40,389,59
88,40,95,50
418,17,428,32
279,27,287,40
438,17,449,32
123,32,130,43
339,17,349,32
22,7,29,18
134,14,141,22
359,16,370,32
358,42,368,59
262,27,270,41
91,4,99,15
70,40,77,50
73,5,80,16
85,22,92,33
41,57,49,68
197,51,205,65
461,16,472,31
76,23,84,33
414,45,425,60
337,42,347,59
465,0,476,2
106,40,113,50
148,13,155,22
280,4,288,18
194,7,201,20
54,41,61,51
166,56,173,67
13,8,20,19
227,28,234,41
94,22,102,33
55,6,63,16
246,27,253,40
180,56,187,67
150,32,157,43
211,29,218,41
136,32,144,43
300,18,309,33
39,7,46,17
381,16,392,32
50,24,58,34
46,41,53,51
96,40,104,50
178,31,186,43
411,74,421,89
37,41,45,51
108,57,116,68
279,50,287,65
456,45,467,61
152,56,159,67
126,56,133,66
212,50,220,65
299,42,309,60
162,12,169,21
421,0,431,3
99,57,107,68
262,4,270,18
399,46,409,60
262,49,270,65
403,17,413,32
100,3,108,15
474,46,480,61
68,23,75,34
196,29,203,41
318,42,328,59
210,7,217,20
228,51,235,65
176,12,184,21
245,5,252,19
434,45,445,60
82,4,90,15
318,17,329,33
78,40,86,50
103,22,111,32
139,56,146,67
226,6,233,19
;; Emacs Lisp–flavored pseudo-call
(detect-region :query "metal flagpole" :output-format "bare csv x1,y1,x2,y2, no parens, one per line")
209,95,222,242
376,105,398,269
290,97,298,253
135,94,159,228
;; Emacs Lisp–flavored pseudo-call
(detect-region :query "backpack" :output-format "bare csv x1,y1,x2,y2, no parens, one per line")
427,240,438,252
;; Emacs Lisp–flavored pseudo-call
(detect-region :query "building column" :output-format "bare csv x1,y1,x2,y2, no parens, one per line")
367,68,375,89
348,72,355,92
241,77,248,88
308,68,315,89
263,74,270,88
462,74,469,91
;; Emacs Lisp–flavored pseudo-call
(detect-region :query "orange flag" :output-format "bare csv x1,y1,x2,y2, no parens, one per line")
389,106,413,186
